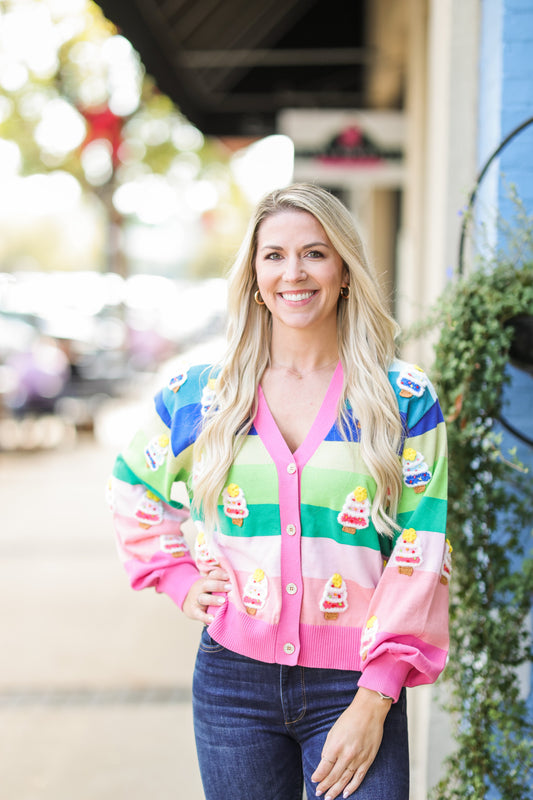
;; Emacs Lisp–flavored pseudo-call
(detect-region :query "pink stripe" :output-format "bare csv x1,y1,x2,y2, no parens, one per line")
301,540,385,587
300,577,373,627
114,511,189,562
206,598,447,698
124,553,200,609
365,570,449,650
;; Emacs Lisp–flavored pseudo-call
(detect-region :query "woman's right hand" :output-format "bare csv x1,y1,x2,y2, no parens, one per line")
182,568,232,625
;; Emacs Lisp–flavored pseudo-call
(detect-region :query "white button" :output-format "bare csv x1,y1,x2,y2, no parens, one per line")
286,582,298,595
286,524,296,536
287,463,297,474
283,642,295,655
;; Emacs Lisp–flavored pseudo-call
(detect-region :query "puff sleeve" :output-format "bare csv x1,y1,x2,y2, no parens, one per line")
109,365,213,609
357,369,449,701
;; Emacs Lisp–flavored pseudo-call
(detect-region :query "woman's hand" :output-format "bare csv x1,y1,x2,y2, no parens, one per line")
311,687,392,799
182,567,232,625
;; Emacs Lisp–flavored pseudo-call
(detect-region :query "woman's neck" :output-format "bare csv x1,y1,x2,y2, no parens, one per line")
269,327,339,377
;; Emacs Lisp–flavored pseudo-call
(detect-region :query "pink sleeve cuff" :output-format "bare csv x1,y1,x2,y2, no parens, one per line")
357,653,412,703
156,563,201,609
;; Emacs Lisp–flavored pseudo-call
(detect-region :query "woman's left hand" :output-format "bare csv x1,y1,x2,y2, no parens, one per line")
311,687,392,799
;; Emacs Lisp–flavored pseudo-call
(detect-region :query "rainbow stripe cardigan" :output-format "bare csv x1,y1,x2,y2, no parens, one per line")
111,359,449,702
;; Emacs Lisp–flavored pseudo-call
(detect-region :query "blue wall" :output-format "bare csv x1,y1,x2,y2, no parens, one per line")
478,0,533,246
478,0,533,779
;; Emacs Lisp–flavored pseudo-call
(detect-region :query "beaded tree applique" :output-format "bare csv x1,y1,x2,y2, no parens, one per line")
222,483,249,526
159,533,188,558
440,538,453,585
201,378,218,417
402,447,431,493
194,523,219,574
135,489,163,528
242,568,268,615
391,528,423,576
167,368,188,393
396,364,428,398
337,486,370,533
361,615,379,661
319,573,349,620
145,434,170,471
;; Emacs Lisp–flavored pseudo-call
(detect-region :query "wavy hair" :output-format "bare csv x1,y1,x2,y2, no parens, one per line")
193,183,403,536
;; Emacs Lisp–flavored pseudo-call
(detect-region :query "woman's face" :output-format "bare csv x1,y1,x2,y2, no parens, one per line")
254,209,348,336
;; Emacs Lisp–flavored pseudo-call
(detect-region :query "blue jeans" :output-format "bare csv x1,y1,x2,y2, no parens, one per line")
192,628,409,800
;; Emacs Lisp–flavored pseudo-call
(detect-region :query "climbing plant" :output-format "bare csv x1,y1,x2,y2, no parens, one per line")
411,213,533,799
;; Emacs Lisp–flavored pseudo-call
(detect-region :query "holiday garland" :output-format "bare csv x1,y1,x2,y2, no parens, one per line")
416,255,533,798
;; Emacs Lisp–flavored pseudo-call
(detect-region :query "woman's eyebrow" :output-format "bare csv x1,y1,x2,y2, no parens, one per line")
259,241,330,250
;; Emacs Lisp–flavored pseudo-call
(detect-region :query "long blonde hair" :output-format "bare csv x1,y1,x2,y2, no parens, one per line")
193,183,403,536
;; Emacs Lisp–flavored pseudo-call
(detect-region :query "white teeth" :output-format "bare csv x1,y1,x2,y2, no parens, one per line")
281,291,314,301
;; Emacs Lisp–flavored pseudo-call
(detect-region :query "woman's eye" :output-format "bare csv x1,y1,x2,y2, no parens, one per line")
265,252,282,260
307,250,324,258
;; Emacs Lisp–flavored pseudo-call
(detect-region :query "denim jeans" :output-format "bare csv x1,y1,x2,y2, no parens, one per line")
192,628,409,800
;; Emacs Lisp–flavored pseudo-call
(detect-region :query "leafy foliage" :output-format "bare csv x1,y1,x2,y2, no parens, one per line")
418,224,533,798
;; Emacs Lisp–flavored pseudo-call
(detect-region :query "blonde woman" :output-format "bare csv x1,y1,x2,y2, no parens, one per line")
110,184,449,800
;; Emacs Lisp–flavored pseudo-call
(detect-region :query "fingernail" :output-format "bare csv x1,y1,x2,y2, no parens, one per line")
217,595,226,604
206,615,214,623
224,583,232,591
315,791,323,798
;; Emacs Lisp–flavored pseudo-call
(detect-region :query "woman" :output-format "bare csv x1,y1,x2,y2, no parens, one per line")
110,184,449,800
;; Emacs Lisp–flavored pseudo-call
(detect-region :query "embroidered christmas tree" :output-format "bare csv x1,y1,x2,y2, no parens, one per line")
201,378,218,417
194,525,219,573
361,615,379,661
396,364,428,398
242,568,268,615
440,538,453,585
168,368,188,392
223,483,249,526
145,434,169,471
135,489,163,528
319,573,348,620
391,528,423,576
337,486,370,533
159,533,188,558
402,447,431,493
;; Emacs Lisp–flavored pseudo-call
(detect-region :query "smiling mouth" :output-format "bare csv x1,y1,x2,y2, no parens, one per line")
280,291,316,302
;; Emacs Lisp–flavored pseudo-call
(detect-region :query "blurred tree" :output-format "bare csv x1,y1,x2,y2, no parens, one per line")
0,0,248,276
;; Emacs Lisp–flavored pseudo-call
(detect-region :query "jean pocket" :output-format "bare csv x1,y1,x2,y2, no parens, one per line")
198,625,225,653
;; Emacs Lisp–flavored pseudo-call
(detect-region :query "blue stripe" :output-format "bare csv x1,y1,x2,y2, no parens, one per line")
407,401,444,438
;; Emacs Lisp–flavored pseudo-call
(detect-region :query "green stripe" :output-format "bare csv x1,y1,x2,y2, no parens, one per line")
300,504,382,550
113,454,185,508
216,504,280,536
224,464,279,504
232,435,272,464
306,440,364,472
301,465,376,510
397,496,447,534
404,422,447,461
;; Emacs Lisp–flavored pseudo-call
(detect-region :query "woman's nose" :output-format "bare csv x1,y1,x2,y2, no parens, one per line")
283,255,306,281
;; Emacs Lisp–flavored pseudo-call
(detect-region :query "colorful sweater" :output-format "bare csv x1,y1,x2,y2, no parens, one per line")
110,359,449,702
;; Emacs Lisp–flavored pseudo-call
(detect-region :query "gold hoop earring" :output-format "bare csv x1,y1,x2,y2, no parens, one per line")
340,286,350,299
254,290,265,306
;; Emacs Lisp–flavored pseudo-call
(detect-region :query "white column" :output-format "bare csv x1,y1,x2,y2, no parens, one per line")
400,0,480,364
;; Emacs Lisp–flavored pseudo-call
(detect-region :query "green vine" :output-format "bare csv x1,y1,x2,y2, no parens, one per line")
412,214,533,799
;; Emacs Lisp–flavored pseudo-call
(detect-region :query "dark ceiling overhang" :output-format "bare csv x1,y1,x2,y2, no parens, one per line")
97,0,370,137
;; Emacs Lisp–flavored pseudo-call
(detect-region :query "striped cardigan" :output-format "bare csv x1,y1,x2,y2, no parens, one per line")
111,359,449,701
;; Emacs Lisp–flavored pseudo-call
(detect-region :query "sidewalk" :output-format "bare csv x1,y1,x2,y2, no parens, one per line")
0,430,204,800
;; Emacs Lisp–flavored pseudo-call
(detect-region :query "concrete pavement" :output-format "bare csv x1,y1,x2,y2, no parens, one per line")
0,429,204,800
